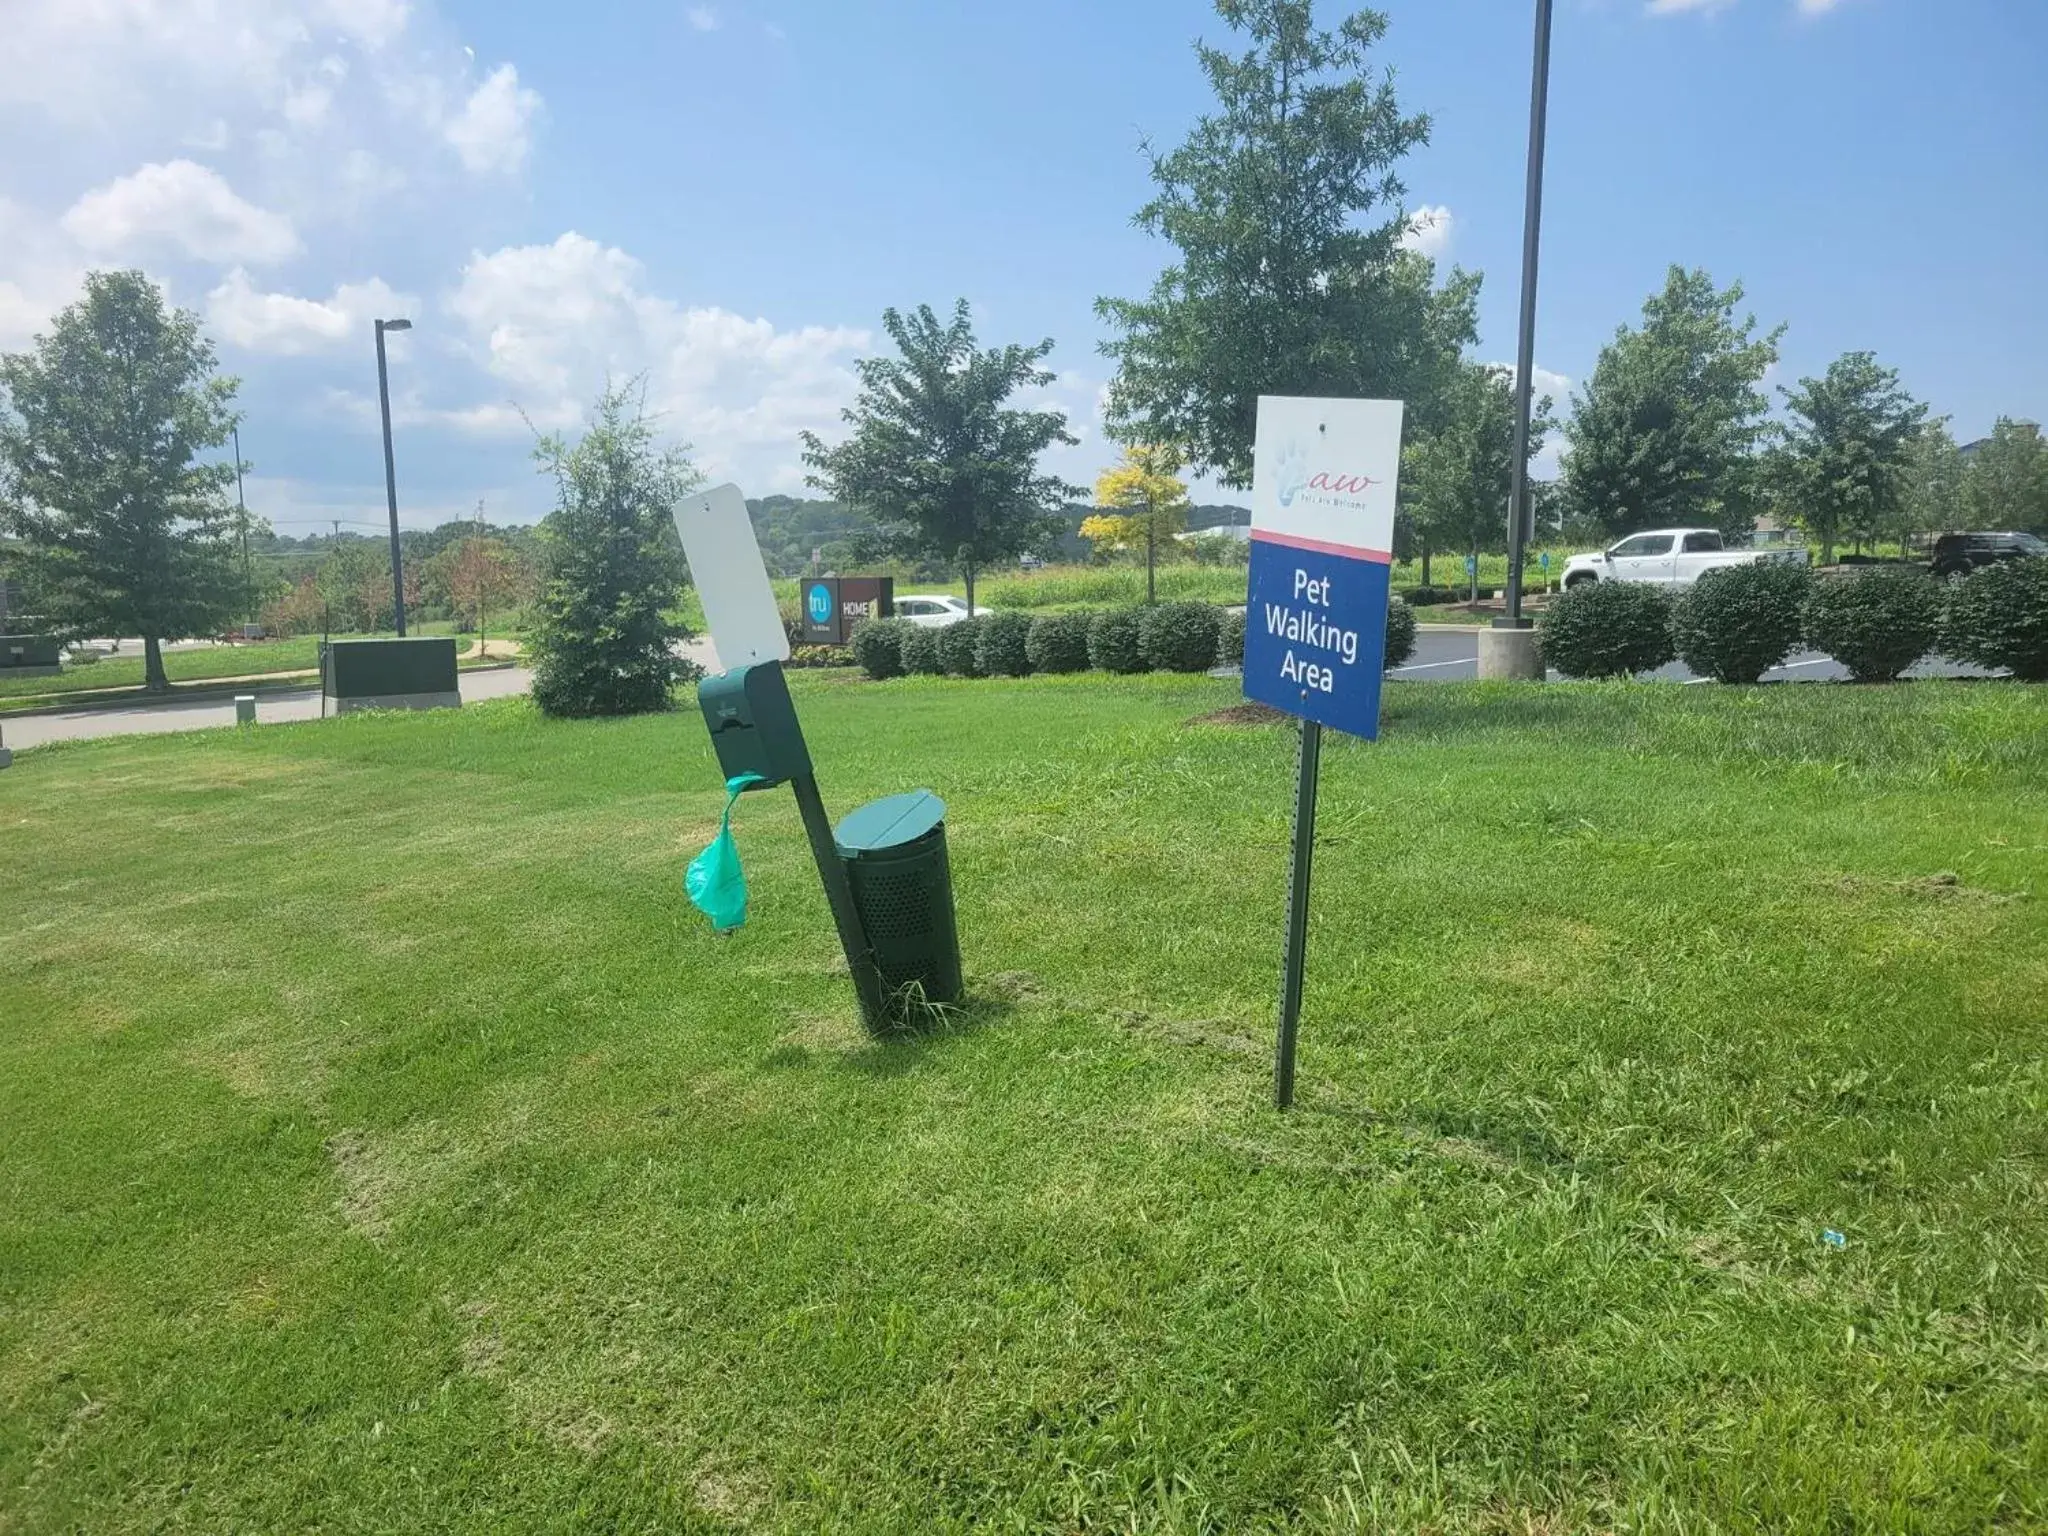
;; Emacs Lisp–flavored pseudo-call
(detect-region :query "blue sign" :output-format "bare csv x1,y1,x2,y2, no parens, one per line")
1243,537,1392,740
805,581,833,625
1465,553,1478,578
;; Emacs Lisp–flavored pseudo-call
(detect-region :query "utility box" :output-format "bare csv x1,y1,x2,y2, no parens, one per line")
0,635,62,677
323,638,460,714
834,789,963,1009
698,662,813,788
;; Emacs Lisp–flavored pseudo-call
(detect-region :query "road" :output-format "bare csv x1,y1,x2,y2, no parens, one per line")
1393,626,1989,684
2,665,541,751
4,638,727,752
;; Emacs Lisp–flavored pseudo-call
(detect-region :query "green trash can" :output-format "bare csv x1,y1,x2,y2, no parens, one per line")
834,788,963,1009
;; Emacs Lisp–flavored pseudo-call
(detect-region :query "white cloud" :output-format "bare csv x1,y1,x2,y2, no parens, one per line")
0,0,410,124
61,160,299,264
1483,361,1574,407
446,232,871,491
205,269,413,354
444,63,541,174
1399,205,1454,260
687,6,720,31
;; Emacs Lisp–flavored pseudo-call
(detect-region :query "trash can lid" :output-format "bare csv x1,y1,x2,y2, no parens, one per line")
835,788,946,856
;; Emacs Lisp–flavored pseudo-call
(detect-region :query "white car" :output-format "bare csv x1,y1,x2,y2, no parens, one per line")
1562,528,1810,589
894,595,989,628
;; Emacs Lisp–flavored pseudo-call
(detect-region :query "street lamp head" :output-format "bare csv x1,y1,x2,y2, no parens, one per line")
380,317,412,332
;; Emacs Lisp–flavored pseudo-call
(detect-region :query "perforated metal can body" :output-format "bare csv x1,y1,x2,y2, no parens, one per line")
834,790,962,1007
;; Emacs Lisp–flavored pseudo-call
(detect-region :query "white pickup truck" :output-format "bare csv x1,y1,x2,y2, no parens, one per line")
1561,528,1810,589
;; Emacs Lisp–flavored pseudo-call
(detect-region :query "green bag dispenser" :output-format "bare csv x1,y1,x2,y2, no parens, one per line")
697,663,813,789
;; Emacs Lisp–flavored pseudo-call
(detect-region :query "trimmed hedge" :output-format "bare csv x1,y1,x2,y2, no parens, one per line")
1671,562,1811,684
1139,601,1222,672
1217,608,1246,665
1539,581,1676,679
900,624,944,675
1942,556,2048,681
937,615,987,677
1383,595,1417,671
1025,612,1093,673
850,618,909,681
1802,567,1940,682
1403,585,1454,607
975,610,1034,677
1088,608,1148,674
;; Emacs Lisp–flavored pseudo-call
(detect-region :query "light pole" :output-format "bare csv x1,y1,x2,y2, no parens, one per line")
1501,0,1553,629
374,317,412,636
232,423,251,627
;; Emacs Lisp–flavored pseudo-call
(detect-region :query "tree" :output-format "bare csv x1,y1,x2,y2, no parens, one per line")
1096,0,1478,488
528,381,700,718
1401,362,1552,594
1899,419,1967,552
317,539,380,632
1561,267,1782,541
1090,443,1192,602
0,270,241,691
1961,418,2048,534
801,301,1076,614
1764,351,1926,564
425,507,533,648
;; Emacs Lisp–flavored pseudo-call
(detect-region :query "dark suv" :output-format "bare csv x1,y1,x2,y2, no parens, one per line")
1931,531,2048,578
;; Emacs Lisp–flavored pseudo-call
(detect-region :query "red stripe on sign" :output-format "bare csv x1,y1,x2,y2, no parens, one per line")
1252,528,1393,563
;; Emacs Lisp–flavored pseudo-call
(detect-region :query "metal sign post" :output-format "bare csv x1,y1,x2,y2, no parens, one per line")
1241,397,1406,1109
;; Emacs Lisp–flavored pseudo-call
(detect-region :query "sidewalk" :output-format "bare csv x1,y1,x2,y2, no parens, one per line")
2,667,539,752
1,638,723,754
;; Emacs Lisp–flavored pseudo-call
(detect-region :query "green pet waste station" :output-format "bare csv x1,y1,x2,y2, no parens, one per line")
695,660,963,1030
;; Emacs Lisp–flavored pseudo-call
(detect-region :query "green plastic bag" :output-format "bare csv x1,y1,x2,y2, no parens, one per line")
687,773,766,932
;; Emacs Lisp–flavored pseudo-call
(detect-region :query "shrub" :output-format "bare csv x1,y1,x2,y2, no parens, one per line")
1671,562,1811,684
785,645,849,669
975,610,1034,676
1802,567,1940,682
1538,581,1676,679
1025,612,1092,674
850,618,909,680
1941,556,2048,681
1383,595,1417,670
1139,601,1222,672
900,624,945,675
937,615,986,677
529,385,695,718
1404,584,1453,606
1087,607,1147,673
776,599,807,652
1216,607,1246,665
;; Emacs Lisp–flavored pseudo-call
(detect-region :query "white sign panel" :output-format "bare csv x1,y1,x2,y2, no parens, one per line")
1249,396,1404,554
672,483,789,670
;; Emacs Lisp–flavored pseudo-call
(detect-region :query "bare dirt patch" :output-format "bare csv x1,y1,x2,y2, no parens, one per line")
1185,702,1289,728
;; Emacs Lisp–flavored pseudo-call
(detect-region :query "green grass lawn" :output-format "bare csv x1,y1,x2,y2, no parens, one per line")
3,677,2044,1531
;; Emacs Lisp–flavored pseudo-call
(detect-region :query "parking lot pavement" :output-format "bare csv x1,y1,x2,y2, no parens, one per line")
1392,627,1991,684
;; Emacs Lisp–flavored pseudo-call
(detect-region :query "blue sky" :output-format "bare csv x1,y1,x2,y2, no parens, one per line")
1,0,2041,534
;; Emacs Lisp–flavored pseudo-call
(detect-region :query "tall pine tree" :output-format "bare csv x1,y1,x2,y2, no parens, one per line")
529,382,699,718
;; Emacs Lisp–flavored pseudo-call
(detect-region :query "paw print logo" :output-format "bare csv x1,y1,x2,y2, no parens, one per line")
1275,438,1310,507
